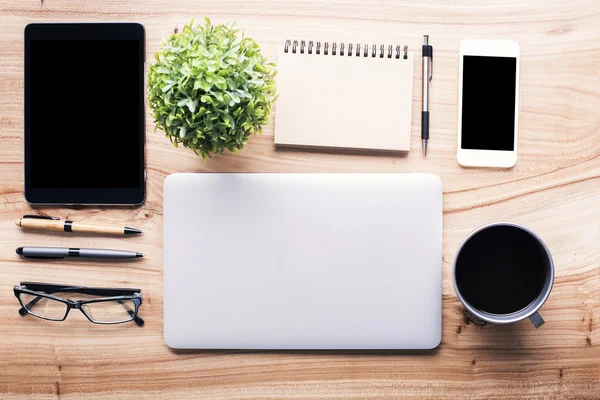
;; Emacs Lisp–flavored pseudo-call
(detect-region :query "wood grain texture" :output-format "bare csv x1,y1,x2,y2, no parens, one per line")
1,0,599,398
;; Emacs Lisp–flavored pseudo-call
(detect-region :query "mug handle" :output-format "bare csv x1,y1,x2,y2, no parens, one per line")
529,312,545,328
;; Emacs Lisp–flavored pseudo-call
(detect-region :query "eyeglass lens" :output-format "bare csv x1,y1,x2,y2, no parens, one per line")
19,293,67,320
81,299,136,323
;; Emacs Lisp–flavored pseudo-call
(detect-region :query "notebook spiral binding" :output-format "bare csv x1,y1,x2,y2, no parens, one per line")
284,40,408,59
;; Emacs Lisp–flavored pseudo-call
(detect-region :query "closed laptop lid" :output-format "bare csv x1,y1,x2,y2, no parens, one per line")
164,173,442,349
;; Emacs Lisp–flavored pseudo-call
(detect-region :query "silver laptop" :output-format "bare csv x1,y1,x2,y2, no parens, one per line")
164,173,442,349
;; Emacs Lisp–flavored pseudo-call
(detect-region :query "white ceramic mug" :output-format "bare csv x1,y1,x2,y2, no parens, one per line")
453,223,554,328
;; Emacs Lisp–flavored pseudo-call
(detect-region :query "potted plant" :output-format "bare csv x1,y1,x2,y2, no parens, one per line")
148,18,277,158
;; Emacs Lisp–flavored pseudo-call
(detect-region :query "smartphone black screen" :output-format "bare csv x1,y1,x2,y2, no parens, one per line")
461,55,517,151
30,40,140,188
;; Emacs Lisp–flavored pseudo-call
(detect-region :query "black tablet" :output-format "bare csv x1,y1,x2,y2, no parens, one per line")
24,23,145,205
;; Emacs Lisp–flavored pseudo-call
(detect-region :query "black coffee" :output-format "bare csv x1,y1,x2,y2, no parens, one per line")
455,225,548,315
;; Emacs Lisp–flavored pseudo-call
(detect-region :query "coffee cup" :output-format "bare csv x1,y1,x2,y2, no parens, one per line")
453,222,554,328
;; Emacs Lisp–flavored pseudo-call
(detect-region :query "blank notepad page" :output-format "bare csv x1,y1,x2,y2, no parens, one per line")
275,42,414,152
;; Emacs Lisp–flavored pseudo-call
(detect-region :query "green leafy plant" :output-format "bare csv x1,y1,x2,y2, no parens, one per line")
148,18,277,158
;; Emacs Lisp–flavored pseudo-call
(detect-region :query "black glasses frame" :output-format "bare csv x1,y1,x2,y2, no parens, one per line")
14,282,144,326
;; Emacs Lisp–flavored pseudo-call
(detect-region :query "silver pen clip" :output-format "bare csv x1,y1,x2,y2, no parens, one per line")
22,214,60,220
424,35,433,82
429,56,433,82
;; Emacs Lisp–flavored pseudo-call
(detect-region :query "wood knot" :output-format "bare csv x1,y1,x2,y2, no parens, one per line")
586,336,592,346
457,325,463,334
559,368,564,378
136,208,152,220
174,27,179,34
472,359,476,365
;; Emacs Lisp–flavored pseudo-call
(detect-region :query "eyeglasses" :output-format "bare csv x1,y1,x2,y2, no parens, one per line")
14,282,144,326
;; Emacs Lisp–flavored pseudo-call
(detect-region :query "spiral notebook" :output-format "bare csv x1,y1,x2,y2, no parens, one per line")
275,40,415,152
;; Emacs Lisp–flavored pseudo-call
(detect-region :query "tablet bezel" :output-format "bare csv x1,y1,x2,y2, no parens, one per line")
24,23,145,205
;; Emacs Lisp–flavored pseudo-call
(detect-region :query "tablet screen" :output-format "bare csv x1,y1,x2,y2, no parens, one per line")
25,24,145,204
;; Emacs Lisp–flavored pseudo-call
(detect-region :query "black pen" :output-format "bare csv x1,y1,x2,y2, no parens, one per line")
16,246,143,259
422,35,433,156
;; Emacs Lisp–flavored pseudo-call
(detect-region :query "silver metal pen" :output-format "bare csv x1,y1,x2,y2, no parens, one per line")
16,246,143,259
422,35,433,156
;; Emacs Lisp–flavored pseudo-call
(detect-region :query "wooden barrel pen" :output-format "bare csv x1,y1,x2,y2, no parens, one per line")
15,215,143,236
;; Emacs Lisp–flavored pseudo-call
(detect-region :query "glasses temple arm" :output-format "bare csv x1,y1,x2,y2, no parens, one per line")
20,283,140,296
117,300,144,327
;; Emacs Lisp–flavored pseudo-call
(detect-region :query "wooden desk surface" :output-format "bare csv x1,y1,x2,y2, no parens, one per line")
1,0,599,398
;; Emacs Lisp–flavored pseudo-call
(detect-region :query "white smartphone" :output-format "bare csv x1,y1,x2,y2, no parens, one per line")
457,39,520,168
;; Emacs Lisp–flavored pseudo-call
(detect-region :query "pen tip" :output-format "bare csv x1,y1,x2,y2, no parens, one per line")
422,140,428,156
124,227,143,235
136,253,144,258
15,219,21,227
16,247,23,255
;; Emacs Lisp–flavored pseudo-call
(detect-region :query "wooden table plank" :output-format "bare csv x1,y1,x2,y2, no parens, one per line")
0,0,599,398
